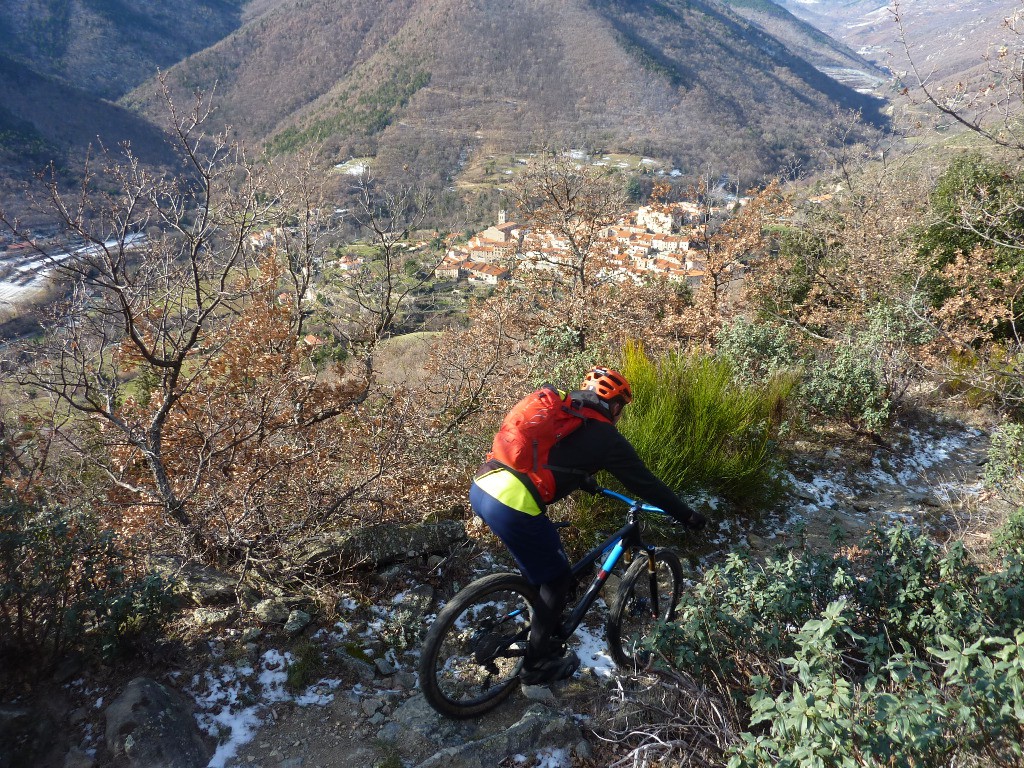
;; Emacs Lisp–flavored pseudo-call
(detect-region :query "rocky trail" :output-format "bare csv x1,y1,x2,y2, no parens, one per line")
7,408,1010,768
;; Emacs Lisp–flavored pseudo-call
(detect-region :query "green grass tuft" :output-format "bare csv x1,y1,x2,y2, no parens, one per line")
617,341,796,506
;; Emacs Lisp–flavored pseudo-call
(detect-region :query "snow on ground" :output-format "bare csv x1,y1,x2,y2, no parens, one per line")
569,599,616,679
191,591,615,766
515,747,571,767
785,423,984,528
191,645,349,767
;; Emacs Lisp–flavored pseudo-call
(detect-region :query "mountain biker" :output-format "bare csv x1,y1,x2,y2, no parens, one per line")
470,366,707,685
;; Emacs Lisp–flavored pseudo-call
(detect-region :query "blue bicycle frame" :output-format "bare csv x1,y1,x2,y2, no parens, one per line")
556,488,671,641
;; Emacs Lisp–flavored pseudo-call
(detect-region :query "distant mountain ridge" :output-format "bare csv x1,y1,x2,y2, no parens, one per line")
1,0,894,218
721,0,886,91
122,0,885,186
772,0,1019,88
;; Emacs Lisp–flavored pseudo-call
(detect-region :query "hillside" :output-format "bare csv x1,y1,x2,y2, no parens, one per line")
0,53,177,224
0,0,248,220
0,0,246,100
773,0,1019,88
126,0,886,186
722,0,887,91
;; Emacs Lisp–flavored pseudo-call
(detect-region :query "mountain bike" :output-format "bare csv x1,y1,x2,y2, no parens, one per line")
418,487,686,719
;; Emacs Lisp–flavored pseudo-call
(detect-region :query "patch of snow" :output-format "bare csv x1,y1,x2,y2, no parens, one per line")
570,601,616,679
257,650,292,702
535,747,571,767
192,648,356,767
294,678,343,706
192,659,265,768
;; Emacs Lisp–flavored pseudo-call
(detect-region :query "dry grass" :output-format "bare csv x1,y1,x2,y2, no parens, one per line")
374,331,438,387
580,669,738,768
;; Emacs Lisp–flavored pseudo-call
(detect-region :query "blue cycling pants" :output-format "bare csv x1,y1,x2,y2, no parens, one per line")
469,482,571,586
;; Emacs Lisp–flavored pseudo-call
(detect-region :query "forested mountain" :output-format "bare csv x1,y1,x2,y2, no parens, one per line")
123,0,884,185
0,0,246,99
0,0,248,210
0,0,892,216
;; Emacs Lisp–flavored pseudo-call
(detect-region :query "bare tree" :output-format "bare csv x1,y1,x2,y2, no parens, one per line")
508,152,628,352
894,0,1024,152
339,175,445,342
0,88,399,558
0,86,270,542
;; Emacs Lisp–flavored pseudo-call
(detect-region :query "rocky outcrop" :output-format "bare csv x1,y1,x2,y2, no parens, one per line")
415,705,583,768
149,556,237,606
104,678,211,768
295,520,466,570
378,695,585,768
0,704,62,768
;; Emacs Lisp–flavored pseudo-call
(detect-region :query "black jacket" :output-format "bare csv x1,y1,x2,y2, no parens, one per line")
546,390,697,524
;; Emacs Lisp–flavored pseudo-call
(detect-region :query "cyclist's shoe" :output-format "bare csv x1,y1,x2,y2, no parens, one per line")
520,650,580,685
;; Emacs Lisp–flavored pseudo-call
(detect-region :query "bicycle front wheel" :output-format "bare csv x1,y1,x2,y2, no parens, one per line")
606,548,683,669
418,572,539,719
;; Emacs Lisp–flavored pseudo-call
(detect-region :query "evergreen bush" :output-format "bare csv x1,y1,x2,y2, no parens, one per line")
0,499,177,682
994,507,1024,555
715,317,800,384
647,524,1024,767
530,324,596,390
802,335,893,432
985,422,1024,505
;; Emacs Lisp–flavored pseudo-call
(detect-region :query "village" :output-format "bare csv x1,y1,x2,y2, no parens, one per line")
433,198,738,288
0,193,743,322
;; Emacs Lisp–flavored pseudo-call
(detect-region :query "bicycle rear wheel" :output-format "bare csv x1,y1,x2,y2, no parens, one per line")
418,572,539,719
606,548,683,669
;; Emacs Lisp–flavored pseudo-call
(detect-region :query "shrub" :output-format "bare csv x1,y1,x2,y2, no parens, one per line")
984,422,1024,505
802,336,893,432
715,318,799,383
799,306,928,433
529,324,599,389
0,499,177,682
649,524,1024,767
617,342,796,505
993,507,1024,555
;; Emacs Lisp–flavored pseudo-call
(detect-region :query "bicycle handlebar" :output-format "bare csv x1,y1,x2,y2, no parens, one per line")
597,487,669,516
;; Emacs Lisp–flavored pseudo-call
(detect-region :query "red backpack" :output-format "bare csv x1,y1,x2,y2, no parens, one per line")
487,385,610,503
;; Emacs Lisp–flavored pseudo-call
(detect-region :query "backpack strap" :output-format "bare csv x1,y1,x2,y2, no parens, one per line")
541,391,610,477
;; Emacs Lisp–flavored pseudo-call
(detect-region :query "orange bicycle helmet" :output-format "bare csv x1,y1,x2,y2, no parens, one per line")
581,367,633,404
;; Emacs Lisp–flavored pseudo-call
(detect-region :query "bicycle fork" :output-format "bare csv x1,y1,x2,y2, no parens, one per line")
644,550,661,618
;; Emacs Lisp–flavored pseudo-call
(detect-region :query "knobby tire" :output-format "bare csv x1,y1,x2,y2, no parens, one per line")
606,548,683,669
418,572,540,719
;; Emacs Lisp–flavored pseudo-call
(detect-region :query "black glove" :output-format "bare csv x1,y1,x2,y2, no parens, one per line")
579,474,600,495
678,505,707,531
